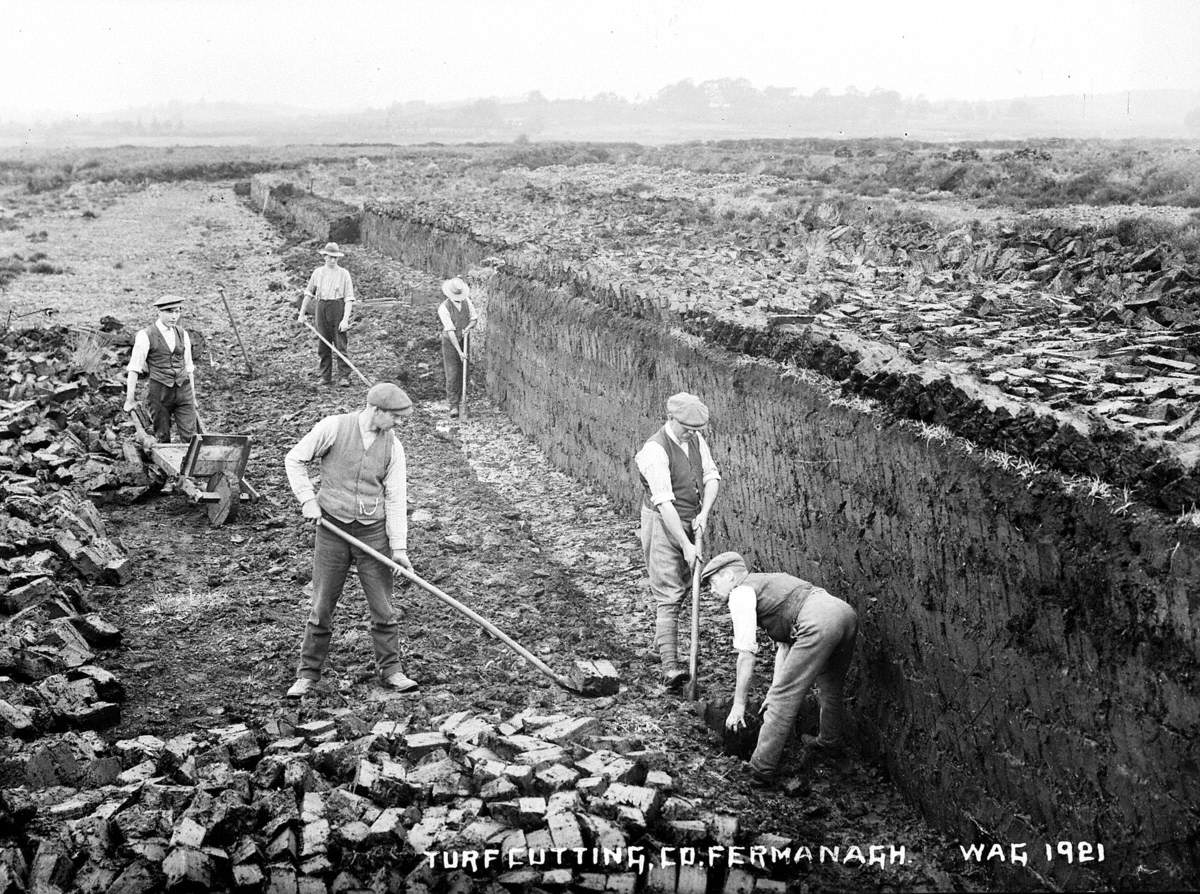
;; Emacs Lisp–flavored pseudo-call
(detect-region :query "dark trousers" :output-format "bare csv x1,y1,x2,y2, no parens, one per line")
316,299,349,383
298,517,401,681
147,379,197,443
441,331,468,403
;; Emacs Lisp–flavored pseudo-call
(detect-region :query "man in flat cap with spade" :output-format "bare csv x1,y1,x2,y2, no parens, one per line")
634,391,721,687
283,382,420,697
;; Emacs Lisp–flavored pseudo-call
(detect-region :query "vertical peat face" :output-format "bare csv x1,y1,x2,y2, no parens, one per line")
480,263,1199,893
254,175,1200,890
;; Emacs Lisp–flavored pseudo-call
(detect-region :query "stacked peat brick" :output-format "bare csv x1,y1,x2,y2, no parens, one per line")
1,326,133,741
2,709,793,893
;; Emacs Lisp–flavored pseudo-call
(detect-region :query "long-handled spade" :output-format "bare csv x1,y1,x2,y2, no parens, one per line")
317,519,607,696
301,319,374,388
684,532,704,700
216,285,254,378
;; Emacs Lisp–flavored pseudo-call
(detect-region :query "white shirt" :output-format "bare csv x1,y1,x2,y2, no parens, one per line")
437,296,479,332
306,265,355,302
634,426,720,508
126,320,195,375
284,409,408,550
728,585,759,653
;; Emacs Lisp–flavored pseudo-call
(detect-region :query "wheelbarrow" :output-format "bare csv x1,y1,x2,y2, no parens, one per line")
127,404,257,525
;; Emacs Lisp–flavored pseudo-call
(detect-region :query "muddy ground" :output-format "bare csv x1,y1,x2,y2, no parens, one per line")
0,180,995,891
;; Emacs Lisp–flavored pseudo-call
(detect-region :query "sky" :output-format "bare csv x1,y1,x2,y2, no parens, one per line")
2,0,1198,117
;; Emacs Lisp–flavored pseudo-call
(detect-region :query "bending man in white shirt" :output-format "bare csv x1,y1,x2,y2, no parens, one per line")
702,551,858,783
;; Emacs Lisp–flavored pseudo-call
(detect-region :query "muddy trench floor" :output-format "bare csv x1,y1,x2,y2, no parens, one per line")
0,180,991,892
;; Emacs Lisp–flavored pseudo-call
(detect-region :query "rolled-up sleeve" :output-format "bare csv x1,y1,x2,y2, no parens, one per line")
284,417,339,506
126,330,150,374
697,434,721,485
634,440,675,507
384,437,408,551
182,331,195,376
729,586,759,653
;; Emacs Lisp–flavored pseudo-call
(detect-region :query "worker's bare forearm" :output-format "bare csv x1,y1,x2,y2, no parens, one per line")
733,651,755,708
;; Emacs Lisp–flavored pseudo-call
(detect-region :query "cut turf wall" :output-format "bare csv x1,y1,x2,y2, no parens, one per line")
248,176,360,245
481,266,1200,891
350,208,1200,892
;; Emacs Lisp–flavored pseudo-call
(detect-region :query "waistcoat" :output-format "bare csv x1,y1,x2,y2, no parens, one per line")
441,298,472,335
638,427,704,523
316,413,394,523
145,325,188,386
744,572,814,643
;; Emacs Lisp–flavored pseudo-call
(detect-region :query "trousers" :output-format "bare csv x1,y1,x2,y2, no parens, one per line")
146,379,197,443
750,587,858,775
639,506,693,660
315,299,349,383
297,517,401,680
441,331,469,404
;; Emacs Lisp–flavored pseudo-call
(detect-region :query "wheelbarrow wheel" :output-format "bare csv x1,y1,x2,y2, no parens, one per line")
206,471,241,526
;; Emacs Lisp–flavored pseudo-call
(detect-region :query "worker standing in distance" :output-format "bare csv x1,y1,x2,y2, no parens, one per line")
702,551,858,784
122,294,198,442
297,242,355,388
634,392,720,687
283,382,419,698
437,277,478,418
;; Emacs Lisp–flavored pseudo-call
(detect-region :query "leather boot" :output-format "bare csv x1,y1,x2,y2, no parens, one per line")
656,611,689,687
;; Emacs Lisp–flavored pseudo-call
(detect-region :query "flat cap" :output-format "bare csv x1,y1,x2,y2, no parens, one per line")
666,391,709,428
153,294,184,309
366,382,413,413
701,551,747,581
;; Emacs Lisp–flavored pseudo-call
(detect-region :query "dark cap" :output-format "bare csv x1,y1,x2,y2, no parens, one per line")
366,382,413,413
153,294,184,310
701,551,747,581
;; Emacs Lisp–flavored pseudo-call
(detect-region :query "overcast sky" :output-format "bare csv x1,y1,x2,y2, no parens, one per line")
3,0,1198,116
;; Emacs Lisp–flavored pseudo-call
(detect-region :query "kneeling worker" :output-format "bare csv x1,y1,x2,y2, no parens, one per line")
283,382,419,697
702,551,858,781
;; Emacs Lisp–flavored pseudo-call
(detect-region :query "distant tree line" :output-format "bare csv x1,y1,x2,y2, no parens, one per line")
2,80,1197,142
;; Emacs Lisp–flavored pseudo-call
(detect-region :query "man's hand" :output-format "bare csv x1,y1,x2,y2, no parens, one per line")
338,318,351,332
693,511,709,535
726,702,746,731
122,399,136,413
301,499,322,520
392,549,413,571
296,311,306,323
681,541,698,568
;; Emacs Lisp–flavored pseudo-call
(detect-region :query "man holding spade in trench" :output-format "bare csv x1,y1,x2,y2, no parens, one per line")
437,277,478,418
635,392,721,687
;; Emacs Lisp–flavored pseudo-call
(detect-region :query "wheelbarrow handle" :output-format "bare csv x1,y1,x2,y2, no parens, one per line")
316,518,580,693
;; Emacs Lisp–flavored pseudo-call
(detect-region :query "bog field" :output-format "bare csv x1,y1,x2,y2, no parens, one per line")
0,139,1198,894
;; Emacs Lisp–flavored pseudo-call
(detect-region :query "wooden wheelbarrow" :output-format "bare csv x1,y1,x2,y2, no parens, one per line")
128,405,258,525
